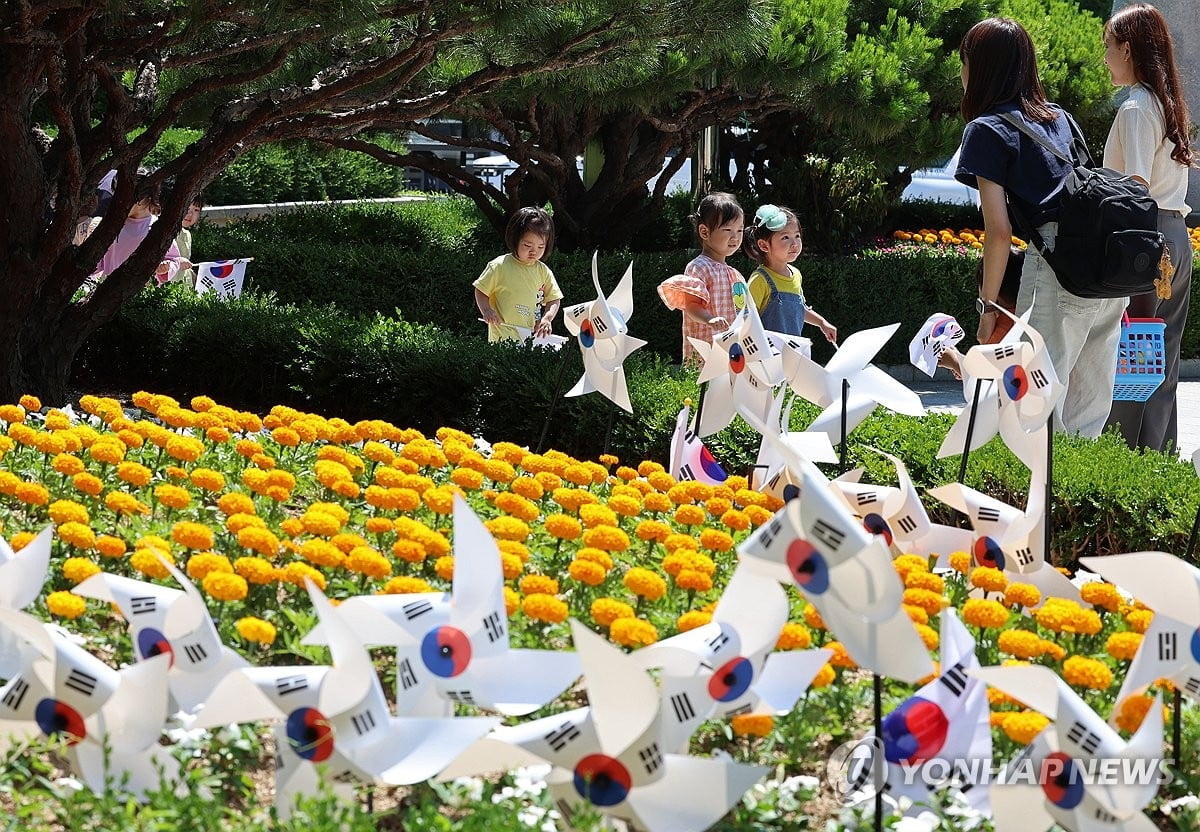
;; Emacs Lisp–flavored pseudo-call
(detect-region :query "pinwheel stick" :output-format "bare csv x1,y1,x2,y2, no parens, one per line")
1175,688,1184,771
536,347,575,453
839,378,850,475
873,673,884,832
956,379,984,486
692,380,709,437
1043,415,1053,563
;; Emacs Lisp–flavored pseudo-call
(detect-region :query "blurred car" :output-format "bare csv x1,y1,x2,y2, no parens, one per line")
900,150,977,206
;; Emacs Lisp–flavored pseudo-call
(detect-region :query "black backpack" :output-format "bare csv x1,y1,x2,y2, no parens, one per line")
999,111,1165,299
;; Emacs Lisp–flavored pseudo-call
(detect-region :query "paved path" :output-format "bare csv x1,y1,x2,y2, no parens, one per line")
908,379,1200,463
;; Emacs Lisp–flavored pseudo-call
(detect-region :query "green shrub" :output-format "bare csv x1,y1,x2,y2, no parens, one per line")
886,198,983,234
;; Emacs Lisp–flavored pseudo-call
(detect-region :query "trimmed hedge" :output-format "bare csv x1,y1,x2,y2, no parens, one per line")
75,286,1200,569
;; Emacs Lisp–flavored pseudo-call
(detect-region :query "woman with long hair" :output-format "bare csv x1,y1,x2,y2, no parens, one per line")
1102,3,1193,453
955,18,1124,437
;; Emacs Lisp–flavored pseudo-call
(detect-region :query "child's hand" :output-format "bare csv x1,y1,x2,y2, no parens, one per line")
178,258,193,272
819,322,838,344
706,315,730,331
533,318,553,338
937,349,964,381
480,308,502,325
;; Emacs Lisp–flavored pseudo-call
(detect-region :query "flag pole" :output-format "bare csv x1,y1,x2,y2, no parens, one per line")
692,380,709,439
873,672,884,832
1044,415,1053,564
839,379,850,475
535,347,574,454
956,379,984,486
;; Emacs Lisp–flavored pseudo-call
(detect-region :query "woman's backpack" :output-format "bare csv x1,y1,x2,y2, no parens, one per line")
999,111,1165,299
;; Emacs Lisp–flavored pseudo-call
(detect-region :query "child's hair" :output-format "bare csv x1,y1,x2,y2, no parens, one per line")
132,169,161,212
690,192,743,235
743,204,801,263
505,207,555,257
191,192,206,210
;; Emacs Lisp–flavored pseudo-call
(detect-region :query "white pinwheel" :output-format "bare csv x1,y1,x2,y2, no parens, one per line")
439,620,769,832
752,387,837,501
304,496,580,717
562,253,647,412
0,526,52,677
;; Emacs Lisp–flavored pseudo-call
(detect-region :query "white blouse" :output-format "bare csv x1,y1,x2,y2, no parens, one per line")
1103,83,1190,213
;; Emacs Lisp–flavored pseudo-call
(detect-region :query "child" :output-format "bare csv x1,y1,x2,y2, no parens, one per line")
173,193,204,288
82,172,179,287
474,207,563,342
657,192,747,364
743,204,837,343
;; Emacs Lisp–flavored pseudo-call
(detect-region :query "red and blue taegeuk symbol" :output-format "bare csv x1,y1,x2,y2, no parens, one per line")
573,754,633,806
286,706,334,762
782,483,801,503
1003,365,1030,401
728,343,746,374
1041,752,1085,809
698,446,727,482
137,628,174,668
881,697,949,764
35,698,86,745
786,540,830,594
708,656,754,702
209,261,237,279
863,513,893,546
579,319,596,349
420,626,472,678
1190,628,1200,663
930,317,955,339
973,536,1005,570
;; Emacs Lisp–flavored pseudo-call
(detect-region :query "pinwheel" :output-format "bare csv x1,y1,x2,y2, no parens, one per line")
751,387,837,501
781,323,924,443
72,560,247,713
439,620,769,832
304,496,580,717
829,449,973,559
960,304,1062,433
0,526,52,678
668,403,729,486
844,611,991,814
733,421,933,683
972,664,1164,832
909,313,966,378
562,253,647,413
0,608,176,797
635,565,831,752
194,581,497,818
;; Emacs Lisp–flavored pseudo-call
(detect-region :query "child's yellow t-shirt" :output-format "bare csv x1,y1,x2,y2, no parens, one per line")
748,265,804,312
473,254,564,341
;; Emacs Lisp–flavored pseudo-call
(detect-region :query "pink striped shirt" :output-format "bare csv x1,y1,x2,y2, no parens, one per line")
658,254,746,363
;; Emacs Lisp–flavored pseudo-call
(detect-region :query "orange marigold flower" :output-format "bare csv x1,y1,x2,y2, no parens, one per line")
165,435,204,463
591,597,635,627
1062,655,1113,691
280,561,326,591
826,641,857,668
803,604,825,630
154,484,190,510
568,559,607,586
962,598,1010,629
392,539,428,564
698,528,733,552
381,576,434,594
610,617,658,647
51,453,85,476
1003,583,1041,609
62,557,101,584
49,499,90,526
237,527,281,559
300,539,345,569
47,591,86,619
579,503,618,529
545,514,583,541
916,623,940,650
186,552,234,581
903,604,930,626
434,555,456,582
346,547,392,579
1114,694,1163,734
720,509,751,532
57,522,96,550
776,623,813,650
576,548,614,569
969,566,1007,593
1106,632,1143,661
130,548,174,579
226,513,266,534
486,516,531,542
581,525,629,552
13,482,50,506
997,629,1046,660
203,571,248,601
172,521,214,550
811,663,836,688
902,588,947,617
234,556,277,585
522,593,569,624
623,567,666,600
677,610,713,632
509,476,543,501
731,714,774,738
519,574,560,596
1080,581,1122,613
271,427,301,447
743,505,773,526
1125,609,1154,634
235,616,277,645
495,492,540,523
1002,711,1050,745
95,535,127,559
635,520,672,543
217,492,256,517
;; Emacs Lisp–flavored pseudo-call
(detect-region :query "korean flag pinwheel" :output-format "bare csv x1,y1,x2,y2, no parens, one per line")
972,664,1164,832
960,303,1062,433
753,387,837,502
1080,552,1200,718
829,448,972,559
909,313,966,378
668,402,729,486
438,620,769,832
635,565,831,753
734,436,933,684
0,526,52,678
304,495,581,717
563,253,647,413
0,608,176,797
193,581,497,818
781,323,924,442
72,560,247,713
844,611,991,815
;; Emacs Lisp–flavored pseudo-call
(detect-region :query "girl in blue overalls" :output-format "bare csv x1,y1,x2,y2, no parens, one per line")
744,204,838,343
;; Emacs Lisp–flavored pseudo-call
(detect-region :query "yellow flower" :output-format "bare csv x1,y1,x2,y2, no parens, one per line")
623,567,667,601
435,556,455,581
237,527,281,559
811,663,836,688
1106,632,1143,661
486,516,531,542
916,623,940,650
450,468,484,490
217,492,256,517
635,520,672,543
88,440,126,465
51,453,85,476
1003,583,1041,609
1080,581,1122,613
234,556,277,585
826,641,857,669
510,476,543,500
803,604,825,631
522,593,569,624
172,521,215,550
280,561,327,591
776,623,813,650
483,458,517,484
154,484,191,510
545,514,583,540
675,569,713,592
165,435,205,463
130,548,174,579
698,528,734,553
236,616,277,645
1001,711,1050,745
673,505,706,526
380,576,433,594
591,597,635,627
57,522,96,550
576,548,614,569
346,547,392,579
608,494,641,518
1062,655,1114,691
997,629,1047,660
62,557,101,585
46,591,86,619
301,539,345,569
743,505,773,526
202,571,249,601
13,482,49,506
116,462,152,488
962,598,1010,629
581,526,629,552
495,492,540,523
95,535,127,559
186,552,234,581
904,570,945,593
1125,608,1154,634
1114,694,1163,734
610,617,659,647
677,610,713,632
969,567,1007,593
721,509,751,532
520,574,560,595
49,499,90,526
551,487,596,513
731,714,774,738
902,588,947,617
18,394,41,412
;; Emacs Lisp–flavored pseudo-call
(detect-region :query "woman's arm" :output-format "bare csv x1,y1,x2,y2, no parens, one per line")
977,176,1012,343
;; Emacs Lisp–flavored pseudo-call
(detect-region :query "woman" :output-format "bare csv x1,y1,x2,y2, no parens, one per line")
1102,3,1193,453
955,17,1124,437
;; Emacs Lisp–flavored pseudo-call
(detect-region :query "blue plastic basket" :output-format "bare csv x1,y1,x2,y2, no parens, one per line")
1113,316,1166,402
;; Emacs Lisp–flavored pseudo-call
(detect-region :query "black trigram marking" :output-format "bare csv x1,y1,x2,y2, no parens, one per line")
545,721,581,752
940,662,969,698
856,491,879,506
725,703,753,717
992,345,1016,360
1014,547,1034,567
482,611,505,643
130,596,157,615
767,472,781,490
1185,678,1200,696
182,642,208,665
638,742,662,774
591,316,608,334
811,519,845,552
977,507,1000,523
1159,632,1178,662
706,631,731,653
403,600,433,620
743,337,759,356
350,708,377,736
64,668,97,697
1094,807,1117,823
446,690,475,705
1030,369,1050,389
1066,721,1101,754
758,517,784,551
398,659,418,691
848,760,873,793
2,678,29,711
568,304,587,319
678,463,697,482
670,692,696,723
276,674,309,696
896,515,918,535
555,798,576,826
